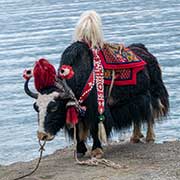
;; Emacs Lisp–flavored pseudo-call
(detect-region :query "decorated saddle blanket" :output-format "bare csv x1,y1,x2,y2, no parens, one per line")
98,43,146,86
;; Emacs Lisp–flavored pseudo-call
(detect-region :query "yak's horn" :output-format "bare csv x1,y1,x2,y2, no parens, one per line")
24,78,38,99
55,78,75,100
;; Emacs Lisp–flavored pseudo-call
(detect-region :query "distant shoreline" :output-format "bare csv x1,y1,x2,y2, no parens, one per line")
1,140,180,180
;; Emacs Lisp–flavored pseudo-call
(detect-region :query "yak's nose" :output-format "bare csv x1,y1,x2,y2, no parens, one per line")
37,131,54,141
37,131,47,140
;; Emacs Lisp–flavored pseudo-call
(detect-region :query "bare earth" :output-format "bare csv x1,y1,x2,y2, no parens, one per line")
0,141,180,180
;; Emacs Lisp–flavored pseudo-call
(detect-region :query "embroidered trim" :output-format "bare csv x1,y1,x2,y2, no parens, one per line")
92,48,105,115
78,48,105,115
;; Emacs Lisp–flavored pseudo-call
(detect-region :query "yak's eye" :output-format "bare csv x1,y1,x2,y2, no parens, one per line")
47,101,58,112
33,102,39,112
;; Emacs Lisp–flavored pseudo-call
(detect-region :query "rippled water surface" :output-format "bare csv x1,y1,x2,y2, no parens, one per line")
0,0,180,165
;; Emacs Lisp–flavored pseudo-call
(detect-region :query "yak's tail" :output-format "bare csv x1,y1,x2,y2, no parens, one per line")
129,43,169,119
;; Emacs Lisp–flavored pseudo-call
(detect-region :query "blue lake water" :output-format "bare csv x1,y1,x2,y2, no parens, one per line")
0,0,180,165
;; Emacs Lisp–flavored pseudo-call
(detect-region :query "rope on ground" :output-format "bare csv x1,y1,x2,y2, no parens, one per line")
75,156,127,169
12,140,46,180
73,125,128,169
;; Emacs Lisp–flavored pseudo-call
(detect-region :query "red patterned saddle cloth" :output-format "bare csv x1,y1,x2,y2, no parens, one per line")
98,43,146,86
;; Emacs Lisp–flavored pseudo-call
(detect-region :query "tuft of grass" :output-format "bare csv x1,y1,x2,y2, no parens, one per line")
38,174,55,179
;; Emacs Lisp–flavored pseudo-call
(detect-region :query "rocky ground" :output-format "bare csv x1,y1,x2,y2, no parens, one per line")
0,141,180,180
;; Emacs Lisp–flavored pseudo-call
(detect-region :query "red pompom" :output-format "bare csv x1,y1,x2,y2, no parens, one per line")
23,69,33,80
33,58,56,92
58,65,74,79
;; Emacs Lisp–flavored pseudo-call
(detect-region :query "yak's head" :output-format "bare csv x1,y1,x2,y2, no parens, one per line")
24,59,74,141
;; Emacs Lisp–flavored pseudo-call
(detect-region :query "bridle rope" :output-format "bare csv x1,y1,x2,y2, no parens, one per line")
12,140,46,180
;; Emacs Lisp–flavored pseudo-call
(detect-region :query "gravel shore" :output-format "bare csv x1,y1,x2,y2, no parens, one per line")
1,141,180,180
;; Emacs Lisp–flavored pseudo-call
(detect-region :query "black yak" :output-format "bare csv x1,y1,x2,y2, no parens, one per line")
24,10,169,158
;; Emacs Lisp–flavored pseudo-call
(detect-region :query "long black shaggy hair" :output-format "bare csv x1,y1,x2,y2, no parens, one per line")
59,41,169,142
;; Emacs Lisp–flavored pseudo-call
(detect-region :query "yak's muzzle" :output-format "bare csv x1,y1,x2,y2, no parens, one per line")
37,131,54,141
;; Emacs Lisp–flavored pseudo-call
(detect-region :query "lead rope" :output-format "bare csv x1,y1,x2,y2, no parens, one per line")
12,140,46,180
73,125,128,169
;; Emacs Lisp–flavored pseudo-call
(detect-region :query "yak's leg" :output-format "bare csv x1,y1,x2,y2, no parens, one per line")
76,122,88,157
146,118,155,143
76,140,87,157
130,121,144,143
91,124,104,159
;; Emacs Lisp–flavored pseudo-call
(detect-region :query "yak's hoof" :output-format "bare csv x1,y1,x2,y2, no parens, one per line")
91,148,104,159
77,141,87,157
146,133,155,143
146,138,155,143
130,133,144,143
130,136,141,143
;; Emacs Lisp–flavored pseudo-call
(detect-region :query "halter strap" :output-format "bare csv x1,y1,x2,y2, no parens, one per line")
79,70,95,104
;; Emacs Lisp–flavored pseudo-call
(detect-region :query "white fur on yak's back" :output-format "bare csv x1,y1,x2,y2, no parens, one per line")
73,10,104,48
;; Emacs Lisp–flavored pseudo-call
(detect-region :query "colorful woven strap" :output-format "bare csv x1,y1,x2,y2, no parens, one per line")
92,48,105,115
79,48,105,115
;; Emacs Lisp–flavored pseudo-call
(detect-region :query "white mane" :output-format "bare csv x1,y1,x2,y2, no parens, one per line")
73,10,104,48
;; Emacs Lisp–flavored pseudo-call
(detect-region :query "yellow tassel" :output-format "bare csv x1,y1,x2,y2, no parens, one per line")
98,121,107,144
